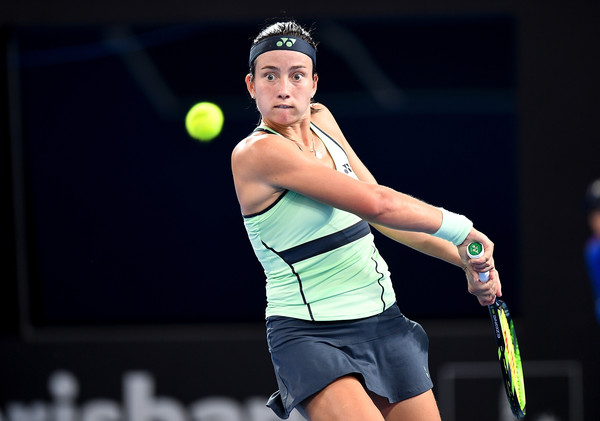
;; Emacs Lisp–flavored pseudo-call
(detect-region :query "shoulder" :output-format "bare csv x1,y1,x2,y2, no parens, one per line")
231,132,295,215
231,130,304,179
310,103,344,139
310,102,335,123
232,131,269,160
310,102,353,149
311,103,378,184
233,131,282,162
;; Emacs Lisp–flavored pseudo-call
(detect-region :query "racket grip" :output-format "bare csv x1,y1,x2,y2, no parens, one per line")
467,242,490,282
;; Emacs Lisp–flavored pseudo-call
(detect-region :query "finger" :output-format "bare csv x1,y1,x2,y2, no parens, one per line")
483,241,494,260
474,259,493,270
488,270,503,297
472,281,495,298
494,280,503,297
478,292,496,306
468,269,486,285
467,255,489,267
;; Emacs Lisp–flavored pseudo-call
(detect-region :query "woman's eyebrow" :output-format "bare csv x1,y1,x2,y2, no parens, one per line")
259,64,308,72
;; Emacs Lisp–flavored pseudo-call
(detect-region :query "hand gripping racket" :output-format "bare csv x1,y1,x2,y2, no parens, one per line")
467,242,526,418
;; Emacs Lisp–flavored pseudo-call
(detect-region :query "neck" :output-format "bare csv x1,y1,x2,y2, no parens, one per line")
260,120,313,146
259,121,322,158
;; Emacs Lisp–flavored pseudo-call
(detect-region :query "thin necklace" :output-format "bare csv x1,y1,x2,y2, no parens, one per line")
310,133,323,159
257,125,323,159
292,133,322,159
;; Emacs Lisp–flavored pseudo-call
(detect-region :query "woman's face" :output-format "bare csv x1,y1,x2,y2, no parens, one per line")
246,50,317,126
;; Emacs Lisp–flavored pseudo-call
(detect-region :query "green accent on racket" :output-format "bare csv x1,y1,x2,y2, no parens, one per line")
467,242,489,282
467,241,484,257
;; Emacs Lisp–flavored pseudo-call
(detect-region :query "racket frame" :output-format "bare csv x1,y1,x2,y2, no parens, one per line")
488,299,526,418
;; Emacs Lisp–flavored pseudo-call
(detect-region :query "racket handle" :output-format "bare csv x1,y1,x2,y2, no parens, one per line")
467,242,490,282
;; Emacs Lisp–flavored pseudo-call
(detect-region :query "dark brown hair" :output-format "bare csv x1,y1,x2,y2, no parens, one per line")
249,20,318,76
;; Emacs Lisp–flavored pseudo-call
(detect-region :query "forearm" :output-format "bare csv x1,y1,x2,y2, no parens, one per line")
362,185,444,234
363,187,474,251
371,224,464,267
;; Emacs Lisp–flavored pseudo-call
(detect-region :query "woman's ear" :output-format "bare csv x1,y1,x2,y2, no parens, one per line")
312,73,318,98
245,74,255,99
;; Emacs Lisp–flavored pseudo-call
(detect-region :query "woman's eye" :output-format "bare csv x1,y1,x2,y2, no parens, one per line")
265,74,275,81
292,73,303,81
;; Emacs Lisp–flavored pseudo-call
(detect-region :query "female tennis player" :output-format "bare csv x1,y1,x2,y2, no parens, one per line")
231,20,502,421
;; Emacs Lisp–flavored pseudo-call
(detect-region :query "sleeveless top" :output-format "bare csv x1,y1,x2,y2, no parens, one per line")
242,122,396,321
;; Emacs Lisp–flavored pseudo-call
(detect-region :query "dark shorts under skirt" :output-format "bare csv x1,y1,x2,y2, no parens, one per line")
265,303,433,419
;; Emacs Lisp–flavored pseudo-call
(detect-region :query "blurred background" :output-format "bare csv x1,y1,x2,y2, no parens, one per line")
0,1,598,420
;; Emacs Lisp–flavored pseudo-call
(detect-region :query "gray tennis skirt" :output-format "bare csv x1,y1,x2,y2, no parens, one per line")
265,303,433,419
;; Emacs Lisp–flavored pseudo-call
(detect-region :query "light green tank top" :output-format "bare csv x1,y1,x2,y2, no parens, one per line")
243,123,396,321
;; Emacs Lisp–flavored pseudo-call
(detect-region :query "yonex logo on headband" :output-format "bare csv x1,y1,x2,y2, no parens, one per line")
277,38,296,47
249,36,317,68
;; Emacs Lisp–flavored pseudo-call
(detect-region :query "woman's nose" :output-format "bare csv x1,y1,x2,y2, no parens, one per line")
278,78,291,98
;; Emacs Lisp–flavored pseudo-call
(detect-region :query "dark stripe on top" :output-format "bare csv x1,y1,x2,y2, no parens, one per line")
311,122,350,161
261,241,315,321
278,220,370,264
243,190,289,219
369,244,388,312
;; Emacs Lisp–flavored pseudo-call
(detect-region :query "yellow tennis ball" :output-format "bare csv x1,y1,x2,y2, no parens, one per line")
185,102,224,142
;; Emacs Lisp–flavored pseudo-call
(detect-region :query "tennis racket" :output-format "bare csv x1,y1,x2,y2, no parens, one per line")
467,242,526,418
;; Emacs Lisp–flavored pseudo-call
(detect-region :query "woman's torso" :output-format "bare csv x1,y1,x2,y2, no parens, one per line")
242,123,396,321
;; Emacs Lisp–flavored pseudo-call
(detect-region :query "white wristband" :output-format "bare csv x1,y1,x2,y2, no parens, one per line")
432,208,473,245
